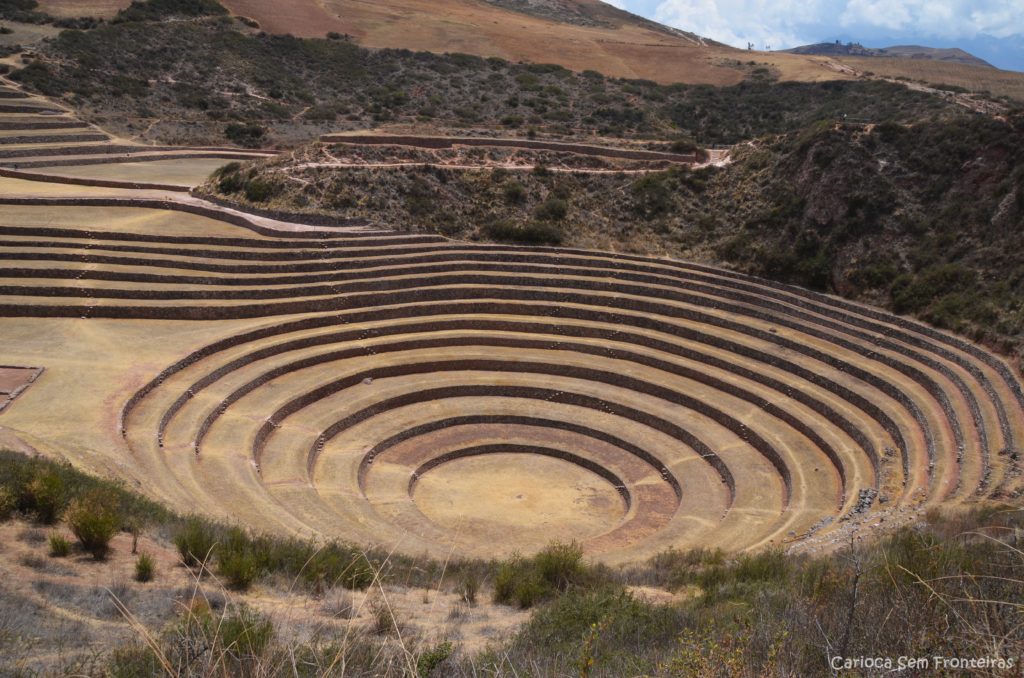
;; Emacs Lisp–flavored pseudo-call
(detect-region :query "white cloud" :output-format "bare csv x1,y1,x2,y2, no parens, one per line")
653,0,1024,48
654,0,829,49
600,0,627,8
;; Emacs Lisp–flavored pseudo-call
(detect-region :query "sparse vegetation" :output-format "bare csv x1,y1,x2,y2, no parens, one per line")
0,451,1021,675
11,16,968,148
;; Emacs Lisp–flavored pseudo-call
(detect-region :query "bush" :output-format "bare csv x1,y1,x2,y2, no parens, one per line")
891,264,976,314
371,599,405,637
298,541,375,591
173,516,217,568
0,487,14,521
417,641,453,677
482,218,563,245
534,541,586,590
224,122,266,148
243,178,279,203
48,533,71,558
217,171,245,194
304,104,338,122
220,605,274,662
503,180,527,204
493,542,591,609
533,197,568,221
24,470,67,524
515,585,685,663
107,645,162,677
66,490,122,560
459,571,479,605
217,528,261,591
630,173,674,219
135,552,155,582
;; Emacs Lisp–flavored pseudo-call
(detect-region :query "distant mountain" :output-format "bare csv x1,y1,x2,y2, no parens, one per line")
784,41,993,68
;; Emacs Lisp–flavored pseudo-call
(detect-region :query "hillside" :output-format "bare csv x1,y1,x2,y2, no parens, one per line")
785,41,994,69
209,114,1024,373
2,0,1021,100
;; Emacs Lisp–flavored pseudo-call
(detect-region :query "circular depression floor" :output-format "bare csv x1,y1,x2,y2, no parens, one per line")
411,451,629,551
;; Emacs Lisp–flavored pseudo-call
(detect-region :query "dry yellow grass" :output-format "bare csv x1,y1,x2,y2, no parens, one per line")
44,159,230,187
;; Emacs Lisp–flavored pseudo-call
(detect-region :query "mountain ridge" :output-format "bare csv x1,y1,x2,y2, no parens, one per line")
784,41,994,69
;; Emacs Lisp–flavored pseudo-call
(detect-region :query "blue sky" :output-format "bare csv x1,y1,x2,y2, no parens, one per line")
602,0,1024,71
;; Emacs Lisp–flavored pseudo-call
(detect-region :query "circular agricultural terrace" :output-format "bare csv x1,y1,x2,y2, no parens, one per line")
1,199,1021,562
0,81,1021,561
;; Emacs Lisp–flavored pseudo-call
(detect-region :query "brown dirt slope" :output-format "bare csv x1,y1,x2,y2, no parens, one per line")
218,0,1024,96
30,0,1024,96
220,0,748,85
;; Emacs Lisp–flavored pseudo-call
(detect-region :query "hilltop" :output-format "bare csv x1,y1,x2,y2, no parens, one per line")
785,41,994,69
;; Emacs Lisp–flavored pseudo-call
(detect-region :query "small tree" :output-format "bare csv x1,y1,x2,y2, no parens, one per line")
66,490,122,560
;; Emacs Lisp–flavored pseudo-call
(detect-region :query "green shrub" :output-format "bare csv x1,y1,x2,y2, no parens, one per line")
891,263,976,314
630,173,674,219
224,122,266,149
0,487,14,521
511,576,546,609
48,533,71,557
220,605,274,662
243,178,280,203
107,645,162,677
218,528,261,591
213,161,242,177
24,469,67,524
300,541,375,590
493,542,591,609
168,602,273,672
173,516,217,568
515,585,685,662
135,552,155,583
669,137,697,154
66,490,122,560
217,172,245,194
503,180,527,204
646,547,725,590
533,197,568,221
417,641,453,677
482,218,563,245
534,541,586,590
